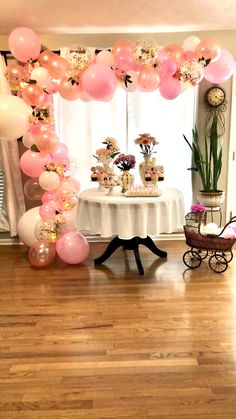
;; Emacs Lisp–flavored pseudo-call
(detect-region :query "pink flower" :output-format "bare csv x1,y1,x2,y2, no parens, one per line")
191,204,206,212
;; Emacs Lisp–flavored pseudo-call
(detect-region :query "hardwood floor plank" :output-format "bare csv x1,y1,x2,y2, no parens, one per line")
1,241,236,418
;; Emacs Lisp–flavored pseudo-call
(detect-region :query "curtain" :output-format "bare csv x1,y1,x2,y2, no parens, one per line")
55,87,197,213
127,87,198,211
55,87,127,190
0,55,26,236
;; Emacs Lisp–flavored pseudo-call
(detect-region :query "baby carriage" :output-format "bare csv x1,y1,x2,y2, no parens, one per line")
183,211,236,273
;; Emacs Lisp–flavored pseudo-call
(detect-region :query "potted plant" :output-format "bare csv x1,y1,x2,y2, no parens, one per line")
183,111,224,207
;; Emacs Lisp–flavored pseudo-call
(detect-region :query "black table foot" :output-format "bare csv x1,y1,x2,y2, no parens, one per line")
94,235,167,275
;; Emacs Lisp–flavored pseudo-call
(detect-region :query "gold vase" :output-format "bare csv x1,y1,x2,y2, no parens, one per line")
139,154,158,187
120,170,134,193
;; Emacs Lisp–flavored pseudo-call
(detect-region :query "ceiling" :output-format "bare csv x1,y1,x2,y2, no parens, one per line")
0,0,236,34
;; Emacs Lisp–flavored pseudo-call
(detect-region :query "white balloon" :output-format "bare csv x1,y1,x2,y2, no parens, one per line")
39,171,61,191
22,132,36,148
17,206,42,247
61,210,77,232
0,95,32,141
31,67,51,88
182,36,200,52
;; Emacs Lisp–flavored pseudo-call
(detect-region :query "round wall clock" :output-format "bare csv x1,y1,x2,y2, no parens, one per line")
205,86,226,108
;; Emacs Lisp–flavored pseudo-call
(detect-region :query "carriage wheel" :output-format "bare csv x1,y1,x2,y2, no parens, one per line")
191,248,208,260
219,251,233,263
208,254,228,273
183,251,201,269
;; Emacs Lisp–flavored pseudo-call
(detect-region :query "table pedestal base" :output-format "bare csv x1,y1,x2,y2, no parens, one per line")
94,236,167,275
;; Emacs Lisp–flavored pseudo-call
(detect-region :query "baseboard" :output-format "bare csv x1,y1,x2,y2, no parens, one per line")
0,232,185,245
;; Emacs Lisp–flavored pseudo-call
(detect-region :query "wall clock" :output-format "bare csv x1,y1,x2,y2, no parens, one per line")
205,86,226,108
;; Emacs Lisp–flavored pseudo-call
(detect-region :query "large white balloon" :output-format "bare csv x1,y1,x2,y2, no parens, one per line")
0,95,32,141
17,206,42,247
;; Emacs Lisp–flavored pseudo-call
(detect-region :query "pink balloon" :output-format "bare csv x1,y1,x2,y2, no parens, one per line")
6,64,24,88
163,44,184,64
122,70,138,92
47,56,71,80
28,240,56,268
114,50,134,71
82,64,117,101
38,50,55,68
59,177,81,193
8,27,41,63
160,60,178,78
29,123,43,136
22,84,45,107
42,191,58,204
56,231,89,264
41,93,50,106
183,50,195,61
159,77,181,100
112,39,134,56
39,201,57,220
204,49,234,84
35,129,59,154
195,39,221,62
20,150,51,178
51,143,68,160
137,67,160,92
46,80,59,94
96,50,115,67
59,78,81,100
158,49,169,63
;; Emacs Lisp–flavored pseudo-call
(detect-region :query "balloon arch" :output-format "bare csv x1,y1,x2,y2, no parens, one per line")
0,27,234,267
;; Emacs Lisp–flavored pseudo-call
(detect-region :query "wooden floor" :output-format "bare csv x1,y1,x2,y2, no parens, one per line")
1,240,236,418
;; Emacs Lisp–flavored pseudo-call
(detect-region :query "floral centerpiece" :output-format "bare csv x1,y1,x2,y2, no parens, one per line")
114,154,136,193
134,133,158,157
134,133,160,186
113,154,136,171
93,137,120,165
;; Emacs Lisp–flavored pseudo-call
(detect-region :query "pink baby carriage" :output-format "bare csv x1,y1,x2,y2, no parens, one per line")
183,211,236,273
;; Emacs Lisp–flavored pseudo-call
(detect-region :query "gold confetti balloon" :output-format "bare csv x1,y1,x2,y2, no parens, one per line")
179,59,204,86
66,45,92,71
34,220,60,243
134,38,160,66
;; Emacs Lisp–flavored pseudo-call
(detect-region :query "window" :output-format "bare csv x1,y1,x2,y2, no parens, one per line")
54,85,197,212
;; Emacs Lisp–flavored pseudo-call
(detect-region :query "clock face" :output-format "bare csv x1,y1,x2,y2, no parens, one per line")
206,87,225,107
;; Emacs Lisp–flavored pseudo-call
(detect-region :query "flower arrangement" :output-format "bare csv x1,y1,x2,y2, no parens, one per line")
134,133,158,157
191,204,206,212
114,154,136,171
93,137,120,163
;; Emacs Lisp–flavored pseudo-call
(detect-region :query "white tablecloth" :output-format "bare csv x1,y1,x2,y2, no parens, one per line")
77,187,185,240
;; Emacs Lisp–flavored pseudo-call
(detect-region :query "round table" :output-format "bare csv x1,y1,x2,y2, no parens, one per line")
77,187,185,275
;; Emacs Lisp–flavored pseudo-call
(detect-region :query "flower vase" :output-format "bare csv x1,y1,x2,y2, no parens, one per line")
139,155,158,187
120,170,134,193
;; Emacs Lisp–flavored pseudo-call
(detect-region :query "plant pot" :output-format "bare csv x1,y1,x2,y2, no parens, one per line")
198,190,225,207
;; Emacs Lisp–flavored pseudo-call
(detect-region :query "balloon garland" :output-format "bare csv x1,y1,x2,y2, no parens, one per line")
0,27,234,268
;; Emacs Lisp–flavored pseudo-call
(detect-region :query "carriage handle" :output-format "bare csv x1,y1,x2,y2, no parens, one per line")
197,215,236,238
